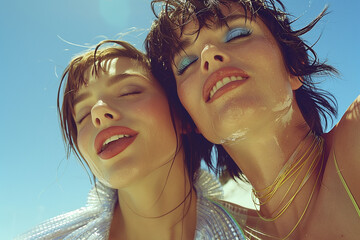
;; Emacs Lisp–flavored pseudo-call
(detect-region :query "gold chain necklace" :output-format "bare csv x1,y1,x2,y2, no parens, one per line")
249,132,325,239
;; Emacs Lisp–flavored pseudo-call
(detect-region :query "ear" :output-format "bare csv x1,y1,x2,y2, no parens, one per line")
289,75,303,90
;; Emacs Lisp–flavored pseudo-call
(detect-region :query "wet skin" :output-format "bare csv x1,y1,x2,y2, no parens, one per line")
172,4,301,144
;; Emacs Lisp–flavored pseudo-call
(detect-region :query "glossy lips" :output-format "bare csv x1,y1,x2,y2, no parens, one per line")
95,126,138,160
203,67,249,103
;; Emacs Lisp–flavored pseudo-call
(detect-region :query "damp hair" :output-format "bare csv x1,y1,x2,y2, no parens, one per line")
56,39,208,189
145,0,338,181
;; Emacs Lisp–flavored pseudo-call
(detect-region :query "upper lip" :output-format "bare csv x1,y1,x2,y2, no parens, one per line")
202,67,249,102
94,126,138,154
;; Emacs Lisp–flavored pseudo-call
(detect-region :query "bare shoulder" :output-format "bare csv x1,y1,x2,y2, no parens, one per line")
331,95,360,161
323,95,360,204
305,96,360,238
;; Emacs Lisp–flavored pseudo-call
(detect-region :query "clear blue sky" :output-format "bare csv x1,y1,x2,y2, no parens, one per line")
0,0,359,239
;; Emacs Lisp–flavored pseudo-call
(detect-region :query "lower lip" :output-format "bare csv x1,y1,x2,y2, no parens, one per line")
98,135,137,159
207,80,247,103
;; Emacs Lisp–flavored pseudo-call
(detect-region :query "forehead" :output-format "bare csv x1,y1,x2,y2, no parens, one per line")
219,2,248,17
83,57,149,84
174,3,254,50
72,57,151,106
184,3,249,32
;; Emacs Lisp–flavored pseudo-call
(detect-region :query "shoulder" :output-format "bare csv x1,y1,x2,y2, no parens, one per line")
15,183,117,240
329,95,360,165
332,94,360,141
323,95,360,204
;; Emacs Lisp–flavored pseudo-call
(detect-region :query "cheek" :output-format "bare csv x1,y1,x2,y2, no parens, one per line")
258,37,288,77
77,126,108,182
177,77,199,115
135,95,173,127
234,31,283,67
77,126,92,160
134,96,179,159
242,37,292,94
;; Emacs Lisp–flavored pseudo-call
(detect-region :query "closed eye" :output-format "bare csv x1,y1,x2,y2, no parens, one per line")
224,27,252,43
77,112,90,124
177,55,199,75
119,91,142,97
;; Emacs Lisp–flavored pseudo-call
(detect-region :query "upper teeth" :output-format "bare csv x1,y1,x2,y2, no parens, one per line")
209,76,244,99
102,134,130,148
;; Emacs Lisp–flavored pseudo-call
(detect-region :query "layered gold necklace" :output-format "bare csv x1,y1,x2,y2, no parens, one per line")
248,131,325,239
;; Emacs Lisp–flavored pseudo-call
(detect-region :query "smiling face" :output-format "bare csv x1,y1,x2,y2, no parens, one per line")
74,57,179,188
172,3,301,143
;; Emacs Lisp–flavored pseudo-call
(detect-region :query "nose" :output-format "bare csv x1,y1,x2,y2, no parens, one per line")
91,100,121,128
201,44,230,73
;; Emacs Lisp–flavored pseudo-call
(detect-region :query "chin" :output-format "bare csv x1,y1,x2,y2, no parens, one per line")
209,107,271,143
99,168,141,190
216,94,261,117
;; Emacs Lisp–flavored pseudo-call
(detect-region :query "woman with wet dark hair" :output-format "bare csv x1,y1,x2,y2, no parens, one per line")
146,0,360,238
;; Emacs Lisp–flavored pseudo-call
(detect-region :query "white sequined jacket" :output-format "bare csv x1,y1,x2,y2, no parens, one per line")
16,170,247,240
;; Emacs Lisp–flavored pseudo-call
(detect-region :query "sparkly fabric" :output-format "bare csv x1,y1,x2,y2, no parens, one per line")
194,170,246,240
16,170,246,240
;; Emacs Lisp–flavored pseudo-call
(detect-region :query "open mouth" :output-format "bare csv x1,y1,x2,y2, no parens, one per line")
209,75,246,100
203,67,249,103
95,126,138,160
100,134,131,152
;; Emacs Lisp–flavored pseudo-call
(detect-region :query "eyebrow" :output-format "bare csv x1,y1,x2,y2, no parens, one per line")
175,14,249,56
221,14,249,24
73,73,135,106
175,38,192,57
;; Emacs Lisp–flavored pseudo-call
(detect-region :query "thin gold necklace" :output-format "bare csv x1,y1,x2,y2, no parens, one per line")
249,132,325,239
252,132,317,207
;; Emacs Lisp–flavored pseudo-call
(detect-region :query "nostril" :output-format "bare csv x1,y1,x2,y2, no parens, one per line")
214,55,223,62
95,118,100,125
105,113,113,119
204,61,209,70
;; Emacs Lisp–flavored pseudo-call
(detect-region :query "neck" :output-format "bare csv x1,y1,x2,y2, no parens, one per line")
224,122,309,189
110,151,197,240
224,115,324,237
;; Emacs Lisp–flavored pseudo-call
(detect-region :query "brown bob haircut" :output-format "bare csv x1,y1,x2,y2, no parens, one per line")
57,40,212,185
145,0,338,180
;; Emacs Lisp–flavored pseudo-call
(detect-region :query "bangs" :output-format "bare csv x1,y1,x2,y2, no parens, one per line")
146,0,338,179
57,39,150,163
148,0,286,68
156,1,254,61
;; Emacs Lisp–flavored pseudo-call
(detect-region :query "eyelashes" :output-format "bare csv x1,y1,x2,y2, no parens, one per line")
176,27,252,76
77,112,90,124
177,55,199,75
76,91,142,124
224,27,252,42
119,91,142,97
